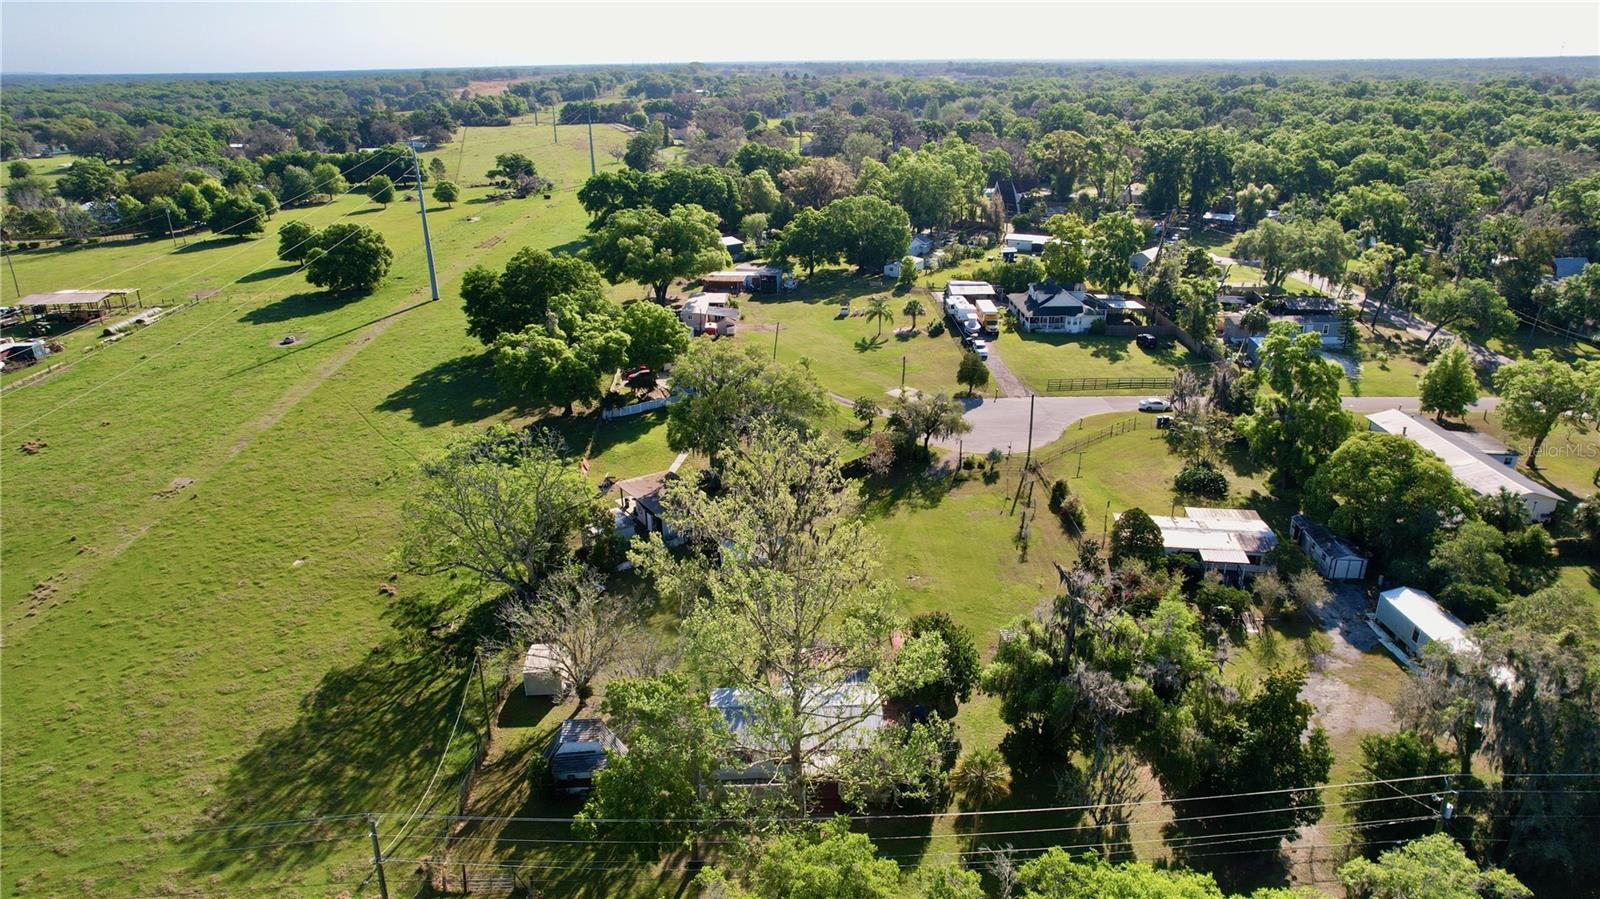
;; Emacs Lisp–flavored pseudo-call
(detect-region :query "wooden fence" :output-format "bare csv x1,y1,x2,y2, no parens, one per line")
1045,376,1173,393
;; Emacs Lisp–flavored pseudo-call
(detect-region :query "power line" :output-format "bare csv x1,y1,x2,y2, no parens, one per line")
382,658,477,857
0,812,371,850
393,790,1446,849
373,817,1439,872
401,773,1466,826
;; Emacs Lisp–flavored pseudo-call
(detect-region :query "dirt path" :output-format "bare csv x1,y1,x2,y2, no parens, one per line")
1291,585,1400,890
7,204,547,633
983,340,1031,397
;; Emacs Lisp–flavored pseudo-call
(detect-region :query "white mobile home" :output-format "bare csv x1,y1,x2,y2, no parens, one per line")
1004,232,1054,254
1366,410,1560,522
1374,587,1472,658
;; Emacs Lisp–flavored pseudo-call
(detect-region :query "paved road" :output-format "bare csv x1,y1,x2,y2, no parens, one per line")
932,395,1147,453
935,394,1501,456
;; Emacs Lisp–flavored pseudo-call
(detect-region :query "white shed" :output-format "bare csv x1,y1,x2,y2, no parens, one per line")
1289,514,1368,582
522,643,567,698
1375,587,1471,658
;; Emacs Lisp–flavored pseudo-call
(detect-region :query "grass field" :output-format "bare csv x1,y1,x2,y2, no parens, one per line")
0,119,632,896
0,153,94,188
999,331,1205,394
738,275,969,401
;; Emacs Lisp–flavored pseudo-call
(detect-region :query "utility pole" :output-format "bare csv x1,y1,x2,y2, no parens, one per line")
2,247,20,296
367,817,390,899
900,355,907,390
587,84,598,177
1024,394,1036,468
772,322,780,361
412,150,440,302
163,206,180,248
552,100,559,144
1436,774,1455,834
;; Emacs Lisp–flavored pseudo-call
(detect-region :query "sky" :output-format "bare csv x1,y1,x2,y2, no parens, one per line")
2,1,1598,75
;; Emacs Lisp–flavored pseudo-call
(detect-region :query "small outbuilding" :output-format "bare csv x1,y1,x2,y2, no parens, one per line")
1003,232,1054,254
883,256,925,279
720,235,745,258
15,288,140,323
679,293,740,336
522,643,568,698
1289,514,1368,581
1552,257,1588,280
545,718,625,795
1374,586,1472,659
1129,246,1162,273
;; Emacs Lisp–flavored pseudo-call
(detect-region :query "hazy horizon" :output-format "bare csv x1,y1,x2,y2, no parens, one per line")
3,0,1598,76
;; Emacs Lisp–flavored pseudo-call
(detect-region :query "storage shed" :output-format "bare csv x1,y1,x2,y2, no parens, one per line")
1374,587,1472,658
1289,514,1368,581
522,643,567,698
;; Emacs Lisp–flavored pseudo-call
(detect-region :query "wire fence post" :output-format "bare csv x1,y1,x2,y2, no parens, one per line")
368,815,390,899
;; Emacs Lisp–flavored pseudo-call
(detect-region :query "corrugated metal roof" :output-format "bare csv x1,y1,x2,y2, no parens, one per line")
1366,410,1558,503
1152,507,1278,557
16,289,124,306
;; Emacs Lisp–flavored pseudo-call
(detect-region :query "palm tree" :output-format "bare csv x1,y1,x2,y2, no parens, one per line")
902,297,926,330
949,748,1011,811
865,296,893,338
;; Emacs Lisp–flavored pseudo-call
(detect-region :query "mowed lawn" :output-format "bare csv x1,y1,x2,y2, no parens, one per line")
738,273,968,402
999,331,1205,394
0,120,631,896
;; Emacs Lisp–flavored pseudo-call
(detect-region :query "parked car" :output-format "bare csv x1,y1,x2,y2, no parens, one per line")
1135,332,1158,350
970,339,989,360
1138,397,1171,412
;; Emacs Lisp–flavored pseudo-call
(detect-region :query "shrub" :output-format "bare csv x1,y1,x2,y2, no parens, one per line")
1048,479,1070,513
1088,318,1107,335
927,321,945,337
853,396,881,428
1174,462,1228,499
1057,494,1086,536
985,447,1003,466
1195,573,1252,622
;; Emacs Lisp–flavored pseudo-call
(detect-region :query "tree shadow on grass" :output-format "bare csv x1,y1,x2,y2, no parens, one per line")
377,352,514,427
237,263,301,284
588,410,670,464
762,269,884,306
238,289,362,325
178,582,500,888
858,464,953,518
855,335,889,352
178,640,474,887
174,235,256,254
